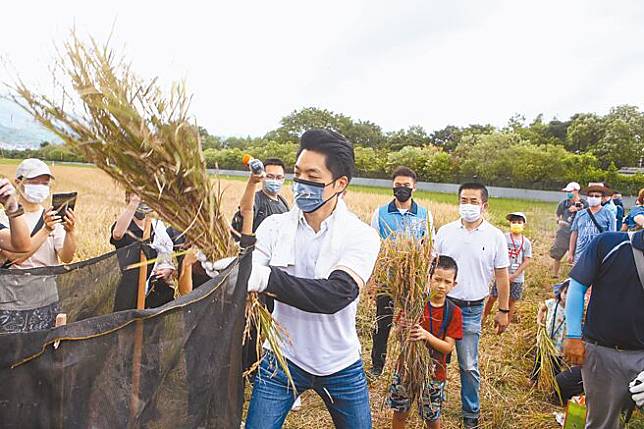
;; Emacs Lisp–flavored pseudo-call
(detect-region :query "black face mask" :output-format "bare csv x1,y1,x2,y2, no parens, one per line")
393,186,413,203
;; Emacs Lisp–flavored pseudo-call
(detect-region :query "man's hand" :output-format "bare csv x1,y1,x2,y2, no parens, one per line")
563,338,585,365
247,160,265,185
0,179,18,212
409,324,431,342
44,207,62,231
62,208,76,233
494,311,509,334
630,370,644,408
567,254,574,264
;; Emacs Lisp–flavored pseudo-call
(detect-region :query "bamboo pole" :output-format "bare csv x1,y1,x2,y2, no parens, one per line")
129,216,152,424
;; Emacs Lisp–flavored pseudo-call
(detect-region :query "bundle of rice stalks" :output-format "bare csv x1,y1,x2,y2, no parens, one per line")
372,233,434,404
533,323,564,405
9,32,290,384
10,33,233,261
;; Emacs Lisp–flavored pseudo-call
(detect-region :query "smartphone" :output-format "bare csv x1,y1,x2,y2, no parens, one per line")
52,192,77,216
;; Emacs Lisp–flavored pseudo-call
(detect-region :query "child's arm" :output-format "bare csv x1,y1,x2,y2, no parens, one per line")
509,256,531,281
409,324,455,355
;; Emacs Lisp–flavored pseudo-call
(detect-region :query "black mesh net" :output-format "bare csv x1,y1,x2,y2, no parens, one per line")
0,243,248,428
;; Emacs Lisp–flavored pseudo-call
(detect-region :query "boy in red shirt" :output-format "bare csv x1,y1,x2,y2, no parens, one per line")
389,255,463,429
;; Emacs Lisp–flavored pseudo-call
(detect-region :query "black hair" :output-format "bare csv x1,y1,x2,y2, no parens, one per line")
508,215,525,223
458,182,489,202
429,255,458,280
555,279,570,301
263,158,286,171
392,166,417,182
297,129,355,182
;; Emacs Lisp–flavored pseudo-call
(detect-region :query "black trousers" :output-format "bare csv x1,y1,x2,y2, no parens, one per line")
531,354,584,404
371,294,394,371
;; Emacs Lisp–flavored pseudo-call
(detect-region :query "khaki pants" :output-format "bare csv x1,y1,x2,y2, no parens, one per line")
582,342,644,429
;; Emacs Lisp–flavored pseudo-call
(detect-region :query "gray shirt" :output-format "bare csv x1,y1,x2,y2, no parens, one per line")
506,232,532,283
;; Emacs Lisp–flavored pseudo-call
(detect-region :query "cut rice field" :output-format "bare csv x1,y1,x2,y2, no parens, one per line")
1,160,642,428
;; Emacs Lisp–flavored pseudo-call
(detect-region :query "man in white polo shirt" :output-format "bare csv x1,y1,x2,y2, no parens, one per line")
434,183,510,429
243,129,381,429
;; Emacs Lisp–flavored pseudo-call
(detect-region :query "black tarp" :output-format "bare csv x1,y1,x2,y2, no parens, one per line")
0,243,249,428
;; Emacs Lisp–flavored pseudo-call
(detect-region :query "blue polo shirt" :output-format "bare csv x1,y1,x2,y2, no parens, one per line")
371,200,431,240
569,231,644,349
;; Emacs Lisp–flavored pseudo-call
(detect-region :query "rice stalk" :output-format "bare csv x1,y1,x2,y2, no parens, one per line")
534,324,564,405
8,32,289,384
372,233,434,406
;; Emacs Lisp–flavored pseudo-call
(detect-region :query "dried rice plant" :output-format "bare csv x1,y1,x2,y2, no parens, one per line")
372,233,434,405
10,34,233,261
533,324,564,405
9,32,291,384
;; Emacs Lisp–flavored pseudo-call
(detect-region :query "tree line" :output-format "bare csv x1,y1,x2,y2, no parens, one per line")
2,105,644,194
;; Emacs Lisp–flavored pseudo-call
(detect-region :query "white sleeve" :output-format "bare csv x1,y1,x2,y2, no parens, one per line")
495,229,511,269
433,225,444,255
336,223,381,285
253,216,275,267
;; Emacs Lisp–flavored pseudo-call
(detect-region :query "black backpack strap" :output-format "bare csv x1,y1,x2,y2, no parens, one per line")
30,212,45,237
586,208,605,233
277,194,289,209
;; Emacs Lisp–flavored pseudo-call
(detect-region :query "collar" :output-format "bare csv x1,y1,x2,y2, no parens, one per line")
387,199,418,215
459,218,487,231
271,198,352,270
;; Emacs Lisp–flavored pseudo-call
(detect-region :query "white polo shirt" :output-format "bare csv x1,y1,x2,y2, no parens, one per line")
434,219,510,301
253,198,381,376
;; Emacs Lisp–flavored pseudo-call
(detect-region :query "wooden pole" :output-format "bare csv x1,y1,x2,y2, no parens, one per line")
130,217,152,423
54,313,67,429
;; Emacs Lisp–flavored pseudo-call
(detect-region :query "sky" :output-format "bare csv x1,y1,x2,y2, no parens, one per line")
1,0,643,137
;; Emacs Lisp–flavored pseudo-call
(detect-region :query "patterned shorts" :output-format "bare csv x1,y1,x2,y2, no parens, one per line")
491,282,524,301
387,372,446,422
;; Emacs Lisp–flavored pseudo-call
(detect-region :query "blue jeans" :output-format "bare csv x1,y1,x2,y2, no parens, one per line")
246,351,372,429
455,303,483,419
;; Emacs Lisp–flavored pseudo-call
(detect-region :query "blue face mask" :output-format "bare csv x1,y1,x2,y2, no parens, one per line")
292,177,339,213
263,179,283,194
567,192,574,199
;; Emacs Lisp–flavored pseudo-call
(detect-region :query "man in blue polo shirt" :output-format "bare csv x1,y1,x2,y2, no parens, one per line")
564,230,644,428
369,166,434,375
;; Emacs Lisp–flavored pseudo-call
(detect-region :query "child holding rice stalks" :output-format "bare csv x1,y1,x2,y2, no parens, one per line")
531,280,584,405
388,255,463,429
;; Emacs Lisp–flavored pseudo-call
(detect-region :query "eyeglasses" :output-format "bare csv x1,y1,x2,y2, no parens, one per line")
265,174,284,181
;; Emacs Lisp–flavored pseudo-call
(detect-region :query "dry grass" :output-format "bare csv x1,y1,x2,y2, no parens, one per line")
2,161,643,428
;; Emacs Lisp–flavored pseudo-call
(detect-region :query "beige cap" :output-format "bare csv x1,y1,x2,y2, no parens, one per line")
15,158,54,180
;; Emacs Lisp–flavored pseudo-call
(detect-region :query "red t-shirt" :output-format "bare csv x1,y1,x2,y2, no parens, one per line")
420,301,463,381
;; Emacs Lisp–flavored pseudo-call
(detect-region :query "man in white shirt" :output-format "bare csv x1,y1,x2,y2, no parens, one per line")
434,183,510,429
243,129,381,429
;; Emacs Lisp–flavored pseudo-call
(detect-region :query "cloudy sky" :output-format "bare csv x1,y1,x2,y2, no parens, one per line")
1,0,643,136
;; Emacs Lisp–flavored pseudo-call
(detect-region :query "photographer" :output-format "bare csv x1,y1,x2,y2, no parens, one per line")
550,182,587,278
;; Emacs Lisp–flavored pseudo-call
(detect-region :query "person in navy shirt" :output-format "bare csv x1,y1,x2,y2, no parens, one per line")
564,230,644,428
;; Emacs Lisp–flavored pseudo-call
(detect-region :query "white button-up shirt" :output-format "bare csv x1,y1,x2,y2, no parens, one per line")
434,219,510,301
253,198,381,376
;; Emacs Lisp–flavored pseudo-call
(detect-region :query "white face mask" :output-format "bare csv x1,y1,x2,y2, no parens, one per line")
587,196,602,207
459,203,482,223
23,184,50,204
